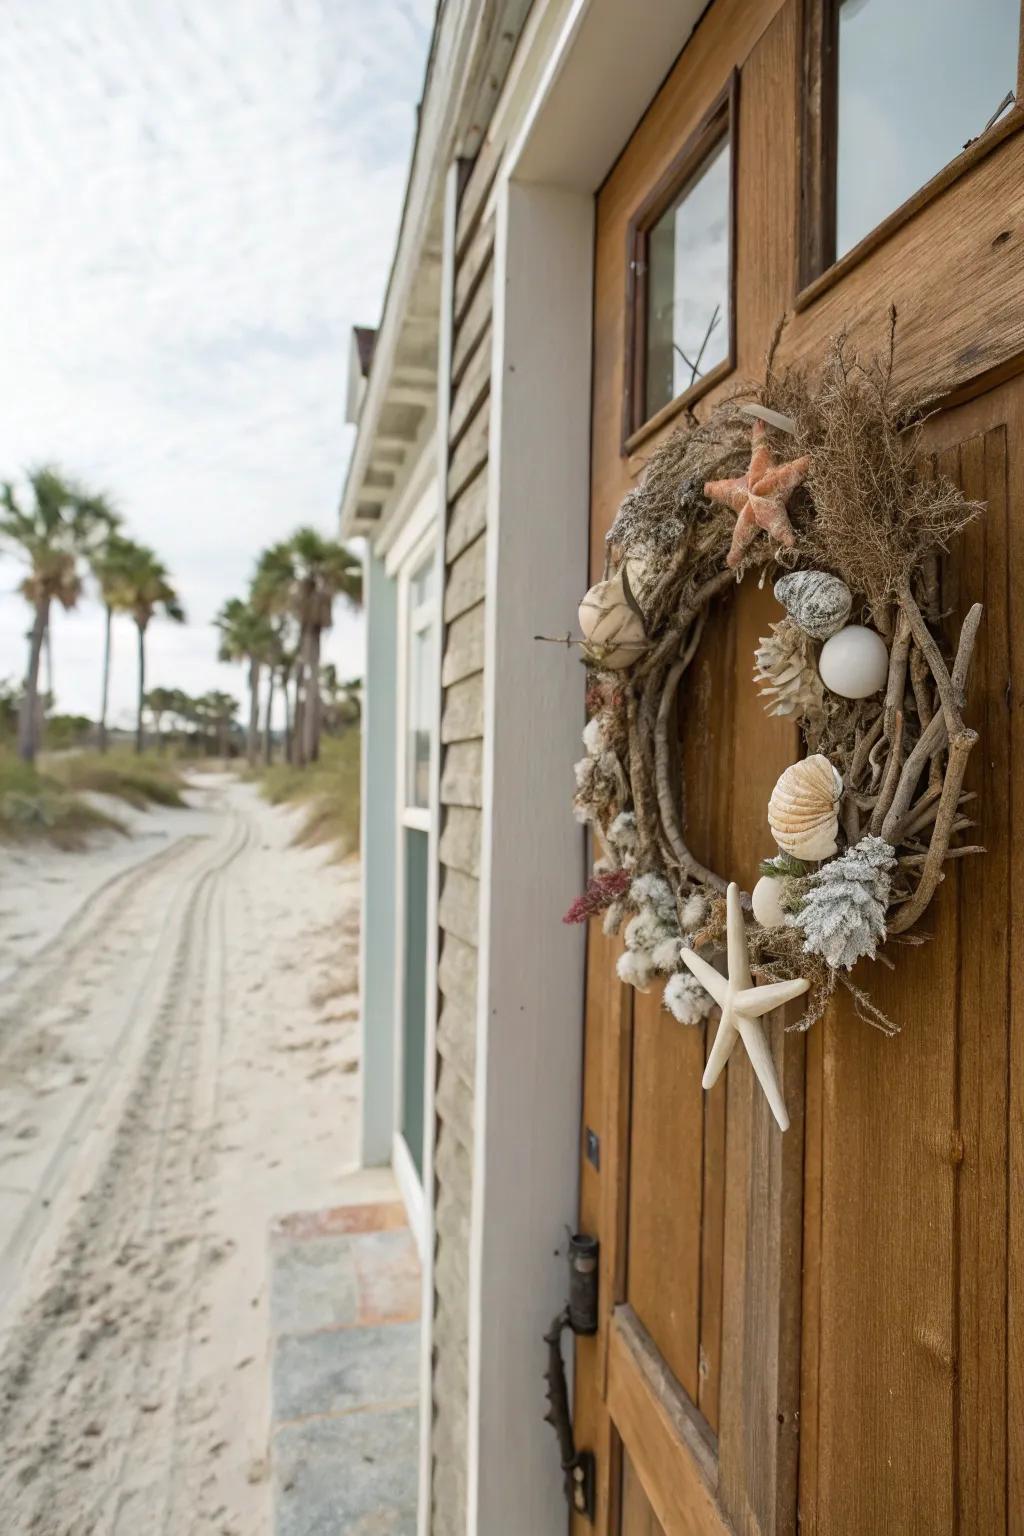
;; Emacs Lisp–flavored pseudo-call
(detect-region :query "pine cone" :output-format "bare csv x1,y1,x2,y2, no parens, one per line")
793,835,897,970
753,618,824,722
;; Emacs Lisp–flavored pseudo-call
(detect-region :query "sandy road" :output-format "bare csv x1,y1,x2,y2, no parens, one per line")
0,775,364,1535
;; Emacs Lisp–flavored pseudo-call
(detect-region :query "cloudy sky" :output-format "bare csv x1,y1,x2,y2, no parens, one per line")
0,0,433,728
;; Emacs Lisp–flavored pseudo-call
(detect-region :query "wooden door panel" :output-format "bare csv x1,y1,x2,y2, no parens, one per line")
578,0,1024,1530
621,1448,667,1536
799,405,1021,1535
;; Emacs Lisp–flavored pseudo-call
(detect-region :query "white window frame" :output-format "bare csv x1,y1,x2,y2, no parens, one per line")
391,512,439,1255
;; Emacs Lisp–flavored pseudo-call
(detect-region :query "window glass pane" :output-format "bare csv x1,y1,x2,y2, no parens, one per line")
644,134,730,421
836,0,1018,259
401,826,428,1175
405,555,435,809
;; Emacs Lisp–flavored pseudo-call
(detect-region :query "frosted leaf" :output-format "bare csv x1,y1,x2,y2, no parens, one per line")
793,835,897,970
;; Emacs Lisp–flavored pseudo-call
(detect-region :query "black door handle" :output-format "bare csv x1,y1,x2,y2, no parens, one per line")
543,1234,598,1520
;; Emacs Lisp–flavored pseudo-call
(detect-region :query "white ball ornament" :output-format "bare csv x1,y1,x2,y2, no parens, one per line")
818,624,889,699
751,875,787,929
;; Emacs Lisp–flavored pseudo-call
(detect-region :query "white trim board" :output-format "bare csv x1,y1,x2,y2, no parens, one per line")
467,177,593,1536
392,1130,428,1261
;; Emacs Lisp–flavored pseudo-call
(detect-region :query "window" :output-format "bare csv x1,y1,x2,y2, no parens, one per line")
405,552,435,810
802,0,1021,282
624,77,736,446
397,541,437,1182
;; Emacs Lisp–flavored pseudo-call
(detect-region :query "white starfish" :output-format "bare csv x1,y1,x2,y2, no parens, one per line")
679,882,809,1132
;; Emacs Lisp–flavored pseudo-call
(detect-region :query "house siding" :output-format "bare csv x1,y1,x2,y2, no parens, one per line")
431,148,496,1535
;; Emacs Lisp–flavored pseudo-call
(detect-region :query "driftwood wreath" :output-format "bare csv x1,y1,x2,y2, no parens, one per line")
560,316,984,1130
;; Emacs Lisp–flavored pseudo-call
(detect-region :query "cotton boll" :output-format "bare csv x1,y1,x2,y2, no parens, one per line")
582,716,604,755
617,948,653,990
608,811,638,862
651,934,682,972
630,873,676,924
624,908,660,953
664,970,714,1026
681,892,707,931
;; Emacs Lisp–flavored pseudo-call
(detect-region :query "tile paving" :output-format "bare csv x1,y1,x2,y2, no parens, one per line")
270,1199,420,1535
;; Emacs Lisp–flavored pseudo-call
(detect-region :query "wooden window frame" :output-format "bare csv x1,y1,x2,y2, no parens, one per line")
622,71,738,455
797,0,1024,306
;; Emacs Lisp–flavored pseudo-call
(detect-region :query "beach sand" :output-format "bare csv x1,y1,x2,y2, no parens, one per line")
0,771,365,1535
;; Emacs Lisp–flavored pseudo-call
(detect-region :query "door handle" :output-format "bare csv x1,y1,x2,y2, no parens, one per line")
543,1233,598,1520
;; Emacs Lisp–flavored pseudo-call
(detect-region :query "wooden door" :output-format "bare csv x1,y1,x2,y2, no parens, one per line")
572,2,1024,1533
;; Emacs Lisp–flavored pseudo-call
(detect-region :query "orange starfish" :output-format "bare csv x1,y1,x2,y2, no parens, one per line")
704,420,810,569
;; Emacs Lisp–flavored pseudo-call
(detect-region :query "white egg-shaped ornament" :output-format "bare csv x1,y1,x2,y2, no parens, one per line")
751,874,787,929
818,624,889,699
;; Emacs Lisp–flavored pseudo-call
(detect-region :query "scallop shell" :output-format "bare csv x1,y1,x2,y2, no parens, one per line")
767,754,843,862
774,570,852,640
578,567,646,669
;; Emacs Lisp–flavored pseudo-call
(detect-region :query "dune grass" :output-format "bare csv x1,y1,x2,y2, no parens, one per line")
45,751,186,809
255,731,360,856
0,754,124,849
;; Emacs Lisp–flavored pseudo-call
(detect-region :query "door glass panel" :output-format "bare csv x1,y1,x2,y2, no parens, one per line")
401,826,428,1175
835,0,1019,258
645,135,730,419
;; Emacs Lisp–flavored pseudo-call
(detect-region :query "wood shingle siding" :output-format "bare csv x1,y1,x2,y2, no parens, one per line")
438,805,481,877
432,195,494,1534
440,740,483,809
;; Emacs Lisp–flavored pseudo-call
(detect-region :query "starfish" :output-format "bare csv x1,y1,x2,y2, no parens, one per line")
679,882,809,1131
704,420,810,569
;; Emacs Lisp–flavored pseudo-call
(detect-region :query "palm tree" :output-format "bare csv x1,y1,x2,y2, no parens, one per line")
197,691,238,758
145,686,177,751
91,529,142,753
215,597,274,765
282,529,361,765
252,542,300,762
117,546,185,754
0,467,118,762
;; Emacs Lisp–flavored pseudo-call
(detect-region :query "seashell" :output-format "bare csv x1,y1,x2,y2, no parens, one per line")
773,570,852,640
578,564,646,670
818,624,889,699
768,754,843,862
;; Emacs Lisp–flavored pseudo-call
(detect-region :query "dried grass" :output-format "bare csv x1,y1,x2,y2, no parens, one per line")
765,320,982,621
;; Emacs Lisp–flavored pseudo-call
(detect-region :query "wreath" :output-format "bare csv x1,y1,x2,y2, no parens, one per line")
561,315,984,1129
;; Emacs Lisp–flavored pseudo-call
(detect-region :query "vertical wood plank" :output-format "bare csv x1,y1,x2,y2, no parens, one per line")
627,982,706,1401
955,428,1010,1535
1006,391,1024,1535
698,1024,727,1433
621,1445,667,1536
574,921,631,1536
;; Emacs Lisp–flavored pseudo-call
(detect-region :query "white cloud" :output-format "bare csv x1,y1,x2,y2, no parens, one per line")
0,0,433,720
